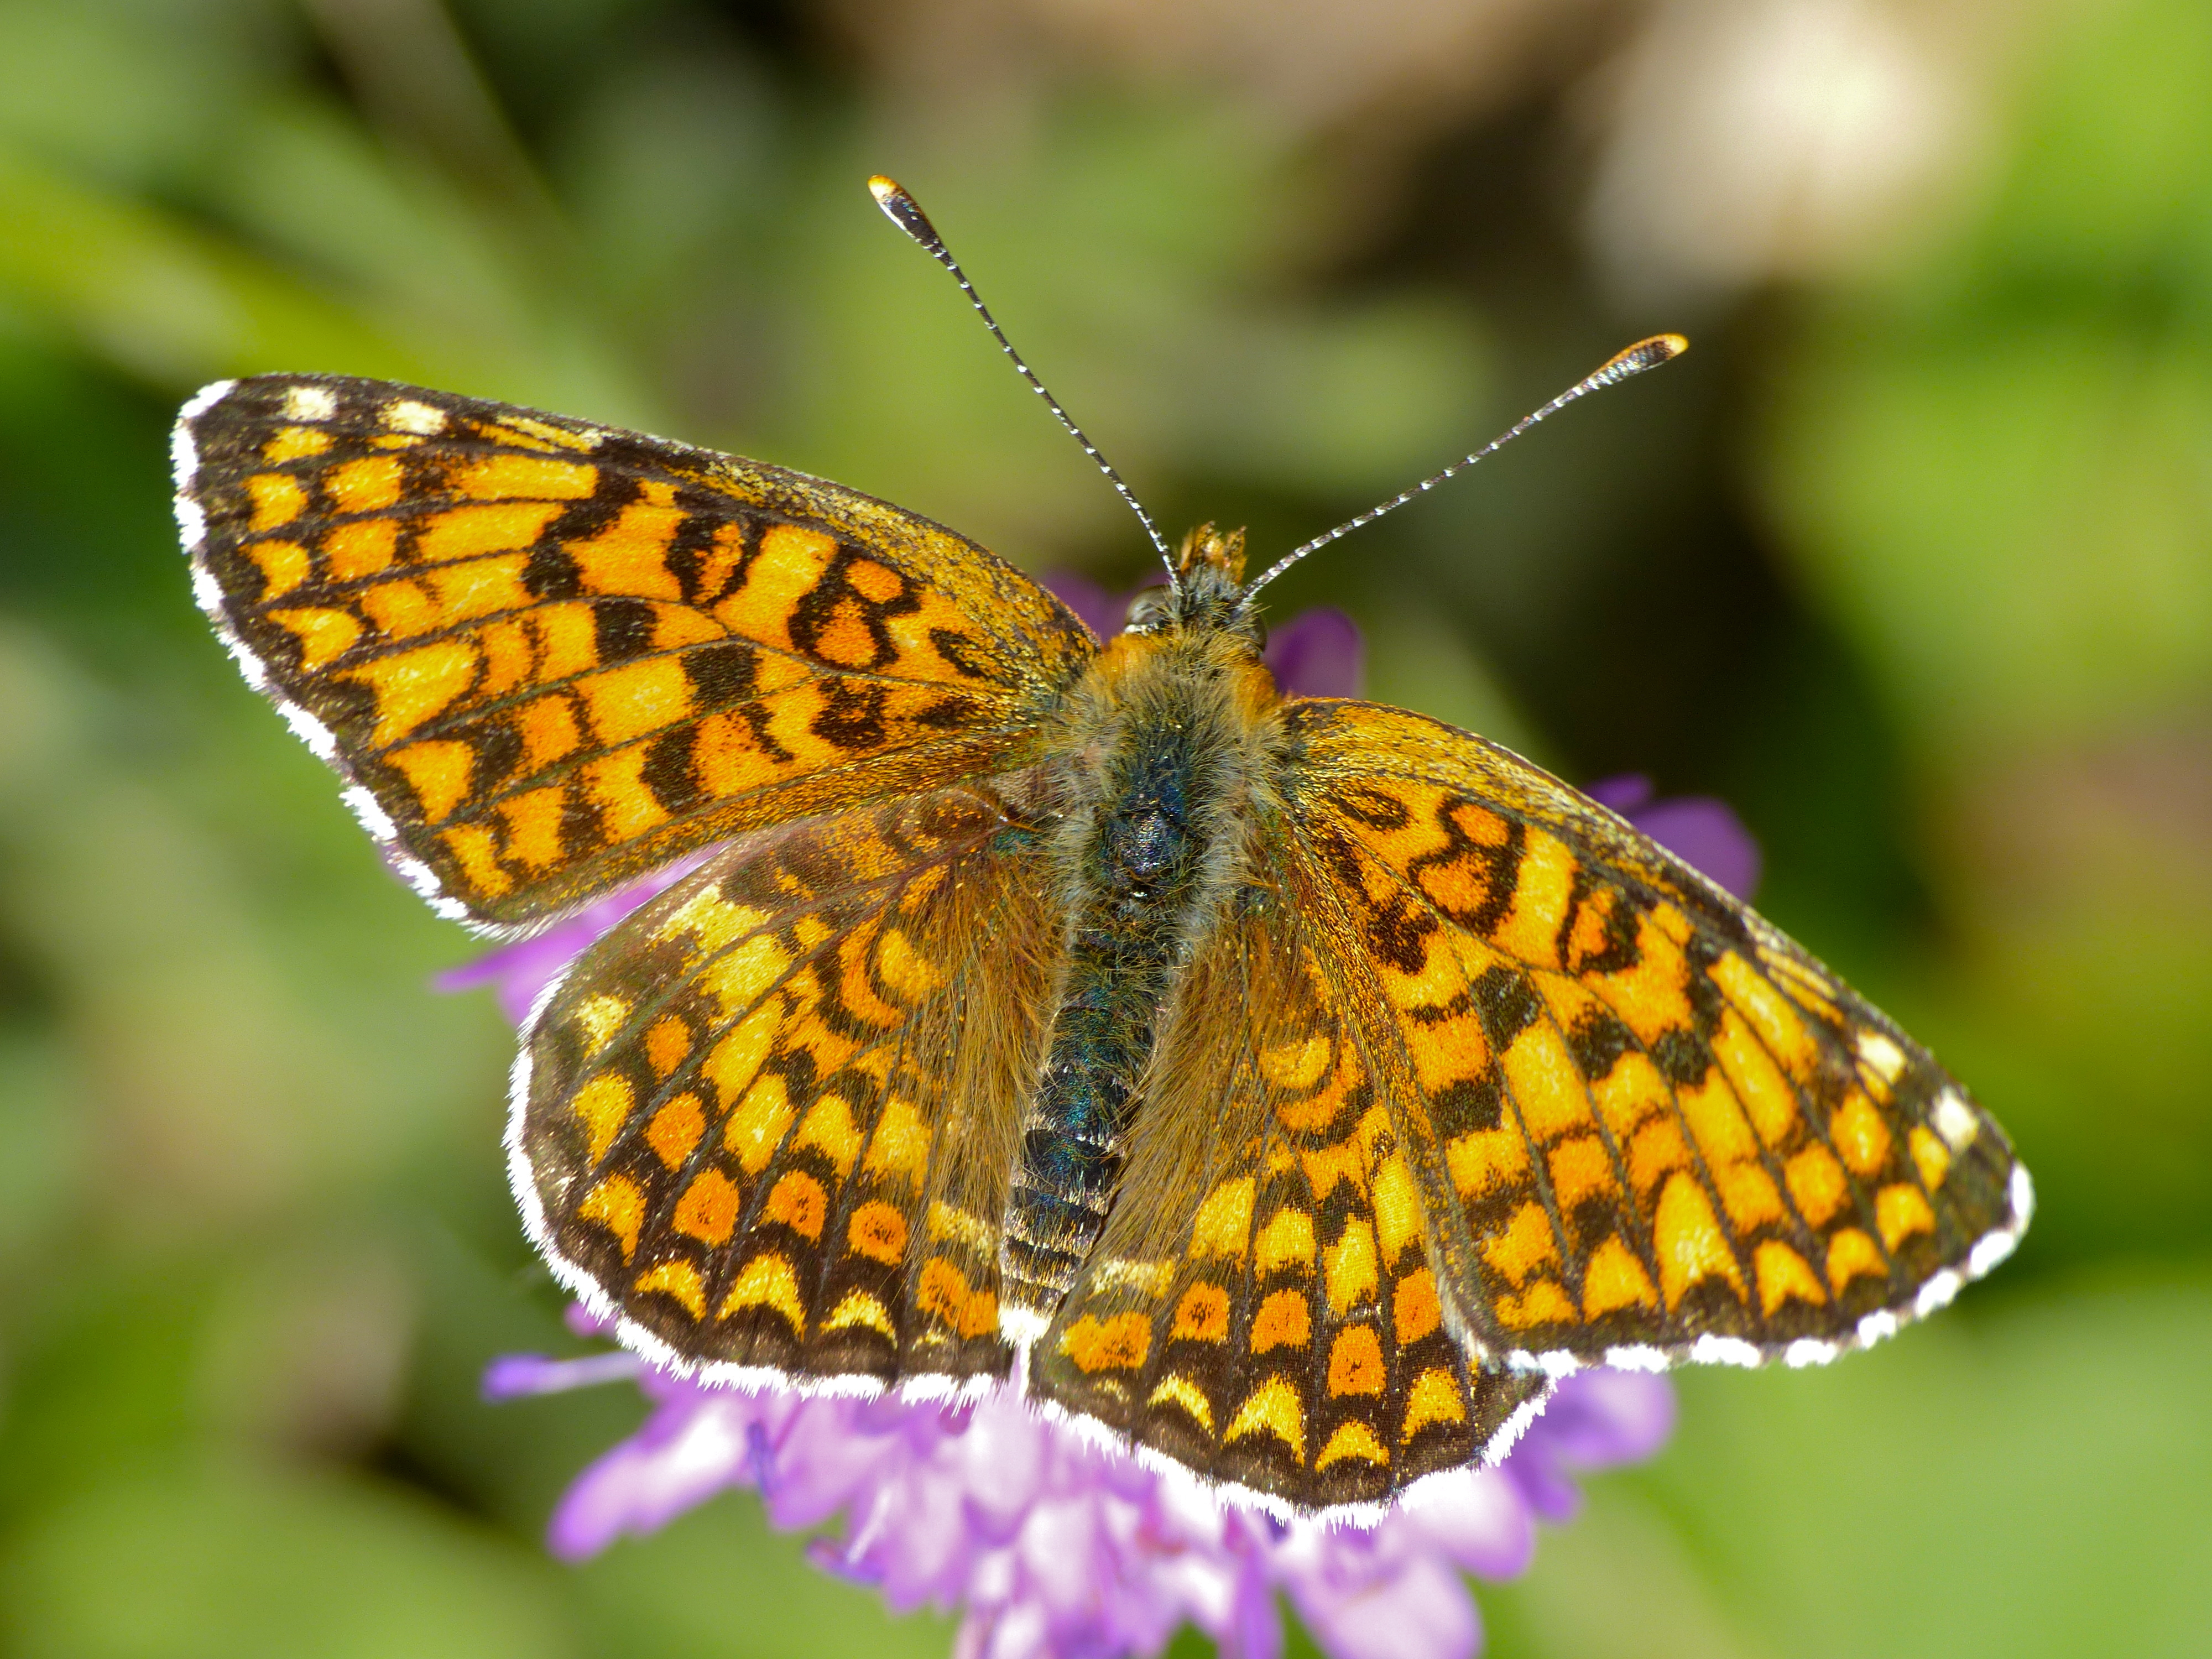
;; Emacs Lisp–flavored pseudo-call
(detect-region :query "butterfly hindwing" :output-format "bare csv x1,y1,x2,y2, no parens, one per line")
1032,865,1550,1511
516,784,1060,1386
1280,698,2030,1371
175,375,1095,928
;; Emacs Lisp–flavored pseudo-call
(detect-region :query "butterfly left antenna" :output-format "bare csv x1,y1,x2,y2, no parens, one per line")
868,175,1178,588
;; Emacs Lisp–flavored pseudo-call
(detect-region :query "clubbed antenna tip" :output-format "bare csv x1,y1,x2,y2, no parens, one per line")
1240,332,1691,601
866,174,1177,583
1597,333,1689,381
869,175,938,248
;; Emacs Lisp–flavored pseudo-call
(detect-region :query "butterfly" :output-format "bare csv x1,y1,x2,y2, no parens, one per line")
171,185,2029,1517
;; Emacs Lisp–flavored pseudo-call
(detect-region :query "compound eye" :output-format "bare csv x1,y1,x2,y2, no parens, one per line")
1123,586,1173,633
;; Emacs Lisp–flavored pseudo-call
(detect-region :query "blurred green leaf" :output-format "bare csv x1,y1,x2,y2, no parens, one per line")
572,1495,957,1659
1499,1273,2212,1659
1756,0,2212,1266
0,144,422,388
1765,321,2212,754
1971,0,2212,295
0,0,283,190
3,1458,573,1659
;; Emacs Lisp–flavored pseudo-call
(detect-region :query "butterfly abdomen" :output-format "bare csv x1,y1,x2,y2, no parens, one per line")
997,629,1280,1335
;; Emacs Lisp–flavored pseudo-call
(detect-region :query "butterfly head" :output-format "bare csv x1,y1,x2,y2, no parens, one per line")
1122,525,1264,649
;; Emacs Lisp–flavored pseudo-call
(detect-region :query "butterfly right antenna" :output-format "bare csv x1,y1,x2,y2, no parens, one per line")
1239,333,1688,607
868,175,1180,592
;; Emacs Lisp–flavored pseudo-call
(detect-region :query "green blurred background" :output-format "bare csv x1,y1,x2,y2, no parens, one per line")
1,0,2208,1654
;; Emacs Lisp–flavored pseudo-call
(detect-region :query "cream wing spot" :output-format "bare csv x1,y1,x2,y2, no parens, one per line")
189,565,225,619
224,636,272,691
1932,1088,1980,1152
393,853,462,918
175,496,207,550
1518,1348,1582,1378
1855,1030,1906,1086
170,423,201,494
385,398,446,435
283,384,338,422
999,1305,1049,1347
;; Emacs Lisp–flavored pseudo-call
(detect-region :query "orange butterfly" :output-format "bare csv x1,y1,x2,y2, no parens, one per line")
172,179,2028,1515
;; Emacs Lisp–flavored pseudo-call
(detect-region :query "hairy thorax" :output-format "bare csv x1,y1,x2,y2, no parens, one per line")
997,617,1285,1334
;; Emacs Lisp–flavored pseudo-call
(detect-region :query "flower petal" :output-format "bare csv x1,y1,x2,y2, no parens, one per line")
1625,795,1762,900
1264,606,1365,698
481,1351,640,1400
1040,571,1124,639
1386,1470,1535,1579
1289,1555,1478,1659
547,1394,751,1559
1585,773,1762,899
434,857,704,1022
1502,1368,1676,1522
495,1324,1677,1658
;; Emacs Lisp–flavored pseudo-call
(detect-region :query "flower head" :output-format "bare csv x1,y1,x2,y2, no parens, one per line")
462,585,1741,1659
487,1343,1672,1659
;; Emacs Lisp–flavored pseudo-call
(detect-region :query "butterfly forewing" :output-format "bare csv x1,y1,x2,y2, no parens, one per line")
517,785,1058,1386
1281,699,2030,1371
176,374,1094,928
1032,866,1550,1511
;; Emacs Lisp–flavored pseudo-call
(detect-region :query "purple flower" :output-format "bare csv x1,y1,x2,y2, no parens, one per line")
1585,774,1762,901
1037,570,1132,641
1045,571,1365,700
486,1352,1671,1659
457,587,1757,1659
432,852,710,1026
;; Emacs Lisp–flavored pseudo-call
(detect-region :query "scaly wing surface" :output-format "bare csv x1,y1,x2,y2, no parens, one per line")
1032,869,1548,1512
514,785,1057,1387
1279,700,2031,1375
174,374,1093,928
